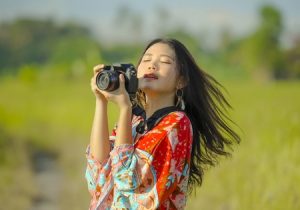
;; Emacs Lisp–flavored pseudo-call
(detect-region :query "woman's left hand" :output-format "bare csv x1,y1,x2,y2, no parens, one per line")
101,74,131,109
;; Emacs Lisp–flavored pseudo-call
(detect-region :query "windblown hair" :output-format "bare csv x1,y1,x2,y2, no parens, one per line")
136,38,241,192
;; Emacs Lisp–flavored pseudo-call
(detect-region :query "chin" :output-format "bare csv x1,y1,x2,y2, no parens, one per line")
140,86,154,92
139,82,153,90
140,85,158,94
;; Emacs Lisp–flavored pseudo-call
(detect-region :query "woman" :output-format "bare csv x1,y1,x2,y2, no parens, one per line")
86,38,240,209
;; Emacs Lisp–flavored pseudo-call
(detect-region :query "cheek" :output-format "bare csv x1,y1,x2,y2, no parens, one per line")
163,67,178,81
162,71,178,90
169,75,178,90
137,64,144,78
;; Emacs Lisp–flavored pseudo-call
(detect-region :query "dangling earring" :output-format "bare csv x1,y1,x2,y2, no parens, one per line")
175,89,185,110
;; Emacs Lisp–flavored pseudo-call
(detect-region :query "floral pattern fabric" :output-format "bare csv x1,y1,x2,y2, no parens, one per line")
85,111,193,209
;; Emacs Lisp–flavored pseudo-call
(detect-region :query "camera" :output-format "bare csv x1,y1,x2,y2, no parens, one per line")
96,64,138,97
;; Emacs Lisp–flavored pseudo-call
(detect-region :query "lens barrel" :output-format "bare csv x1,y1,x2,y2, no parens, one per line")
96,71,119,91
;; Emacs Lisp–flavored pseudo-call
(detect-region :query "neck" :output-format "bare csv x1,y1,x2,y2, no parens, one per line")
144,92,175,119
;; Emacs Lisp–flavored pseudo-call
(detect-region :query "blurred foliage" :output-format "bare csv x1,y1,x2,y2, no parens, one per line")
0,19,53,69
229,5,286,80
0,4,299,81
285,36,300,78
0,19,101,78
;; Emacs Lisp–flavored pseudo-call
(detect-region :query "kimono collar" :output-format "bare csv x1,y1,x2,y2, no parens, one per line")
133,105,181,134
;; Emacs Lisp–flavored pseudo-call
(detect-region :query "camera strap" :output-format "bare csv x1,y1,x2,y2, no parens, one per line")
133,105,181,134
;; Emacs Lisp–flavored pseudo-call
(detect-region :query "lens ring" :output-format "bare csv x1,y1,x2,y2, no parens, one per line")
96,71,120,91
96,72,110,90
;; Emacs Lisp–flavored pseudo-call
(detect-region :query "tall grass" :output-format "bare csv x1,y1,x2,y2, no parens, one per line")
0,75,299,209
187,81,300,210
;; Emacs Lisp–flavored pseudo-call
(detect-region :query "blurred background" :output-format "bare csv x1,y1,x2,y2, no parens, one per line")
0,0,299,209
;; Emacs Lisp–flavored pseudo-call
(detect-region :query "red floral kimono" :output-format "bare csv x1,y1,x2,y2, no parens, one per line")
85,111,193,209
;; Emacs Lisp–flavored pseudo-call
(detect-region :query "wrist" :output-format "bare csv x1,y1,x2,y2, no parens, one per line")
96,99,108,107
119,104,132,113
117,97,132,110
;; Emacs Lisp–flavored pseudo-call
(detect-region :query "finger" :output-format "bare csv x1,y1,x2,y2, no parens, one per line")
91,76,100,90
90,78,97,89
93,64,105,74
91,75,96,86
119,74,126,89
102,91,110,100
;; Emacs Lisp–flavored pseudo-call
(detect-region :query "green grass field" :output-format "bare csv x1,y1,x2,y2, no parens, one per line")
0,76,299,210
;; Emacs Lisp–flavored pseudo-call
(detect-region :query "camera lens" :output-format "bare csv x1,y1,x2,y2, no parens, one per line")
96,71,119,91
98,73,110,89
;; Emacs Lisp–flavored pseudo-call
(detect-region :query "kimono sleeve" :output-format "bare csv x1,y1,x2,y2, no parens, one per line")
85,145,111,195
85,123,117,195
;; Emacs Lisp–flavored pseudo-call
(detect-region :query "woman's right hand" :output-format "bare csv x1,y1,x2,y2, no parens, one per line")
91,64,107,103
91,64,131,109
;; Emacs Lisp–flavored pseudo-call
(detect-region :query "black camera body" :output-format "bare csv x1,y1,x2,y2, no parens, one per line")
96,64,138,97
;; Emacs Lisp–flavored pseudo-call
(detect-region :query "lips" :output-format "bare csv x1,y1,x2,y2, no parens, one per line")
143,73,158,79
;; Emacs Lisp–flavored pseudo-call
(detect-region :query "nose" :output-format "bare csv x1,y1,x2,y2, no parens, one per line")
147,62,157,71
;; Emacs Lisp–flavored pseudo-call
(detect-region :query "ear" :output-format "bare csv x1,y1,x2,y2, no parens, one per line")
176,76,187,89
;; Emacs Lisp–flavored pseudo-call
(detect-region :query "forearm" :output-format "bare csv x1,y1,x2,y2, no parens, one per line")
115,105,133,146
89,100,110,162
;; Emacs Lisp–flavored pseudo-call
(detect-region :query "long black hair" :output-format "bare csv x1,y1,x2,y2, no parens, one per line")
136,38,241,192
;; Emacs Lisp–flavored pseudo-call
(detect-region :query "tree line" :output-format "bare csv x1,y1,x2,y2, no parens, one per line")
0,4,299,80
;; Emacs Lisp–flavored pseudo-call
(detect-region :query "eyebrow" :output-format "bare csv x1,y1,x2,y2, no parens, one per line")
144,53,175,61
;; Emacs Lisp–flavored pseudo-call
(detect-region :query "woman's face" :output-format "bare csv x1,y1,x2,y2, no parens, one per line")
137,43,179,96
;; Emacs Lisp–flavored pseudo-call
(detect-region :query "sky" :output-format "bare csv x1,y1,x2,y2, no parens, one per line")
0,0,299,47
